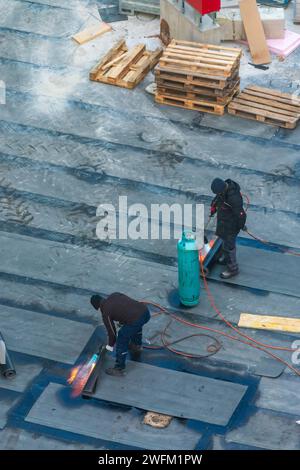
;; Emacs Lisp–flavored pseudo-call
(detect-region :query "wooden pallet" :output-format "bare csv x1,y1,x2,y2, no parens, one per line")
156,82,240,105
155,66,239,90
158,39,242,79
228,85,300,129
155,93,225,115
156,77,240,99
90,39,162,89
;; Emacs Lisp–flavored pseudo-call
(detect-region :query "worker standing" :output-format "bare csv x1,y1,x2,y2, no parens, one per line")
210,178,247,279
90,293,150,376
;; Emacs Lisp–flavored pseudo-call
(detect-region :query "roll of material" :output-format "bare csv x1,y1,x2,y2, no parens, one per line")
0,331,16,379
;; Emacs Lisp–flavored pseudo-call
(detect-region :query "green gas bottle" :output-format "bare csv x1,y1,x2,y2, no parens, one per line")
177,230,200,307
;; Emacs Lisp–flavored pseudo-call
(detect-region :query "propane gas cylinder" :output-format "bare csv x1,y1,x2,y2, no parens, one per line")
177,231,200,307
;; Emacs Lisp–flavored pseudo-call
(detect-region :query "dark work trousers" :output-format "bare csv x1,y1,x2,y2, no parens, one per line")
115,308,151,369
221,234,238,272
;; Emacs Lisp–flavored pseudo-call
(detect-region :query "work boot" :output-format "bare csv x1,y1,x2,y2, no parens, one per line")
220,268,239,279
105,367,125,377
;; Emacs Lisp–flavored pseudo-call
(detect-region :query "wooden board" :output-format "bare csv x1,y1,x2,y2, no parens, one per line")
72,22,112,45
239,0,271,65
90,39,162,89
155,75,240,96
228,86,300,129
239,313,300,333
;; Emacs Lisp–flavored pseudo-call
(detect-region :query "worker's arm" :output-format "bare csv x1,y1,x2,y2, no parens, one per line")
228,193,247,229
102,312,117,347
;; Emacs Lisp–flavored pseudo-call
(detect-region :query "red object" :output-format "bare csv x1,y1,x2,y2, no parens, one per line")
186,0,221,15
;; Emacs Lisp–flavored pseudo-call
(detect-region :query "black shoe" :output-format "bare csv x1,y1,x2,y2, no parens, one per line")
220,269,239,279
217,255,227,265
105,367,125,377
129,343,143,354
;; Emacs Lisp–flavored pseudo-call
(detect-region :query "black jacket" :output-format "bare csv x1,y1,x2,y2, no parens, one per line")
100,293,148,347
211,180,246,239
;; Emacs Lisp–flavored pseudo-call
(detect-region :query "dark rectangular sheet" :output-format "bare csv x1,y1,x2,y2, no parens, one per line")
91,357,247,426
26,383,202,450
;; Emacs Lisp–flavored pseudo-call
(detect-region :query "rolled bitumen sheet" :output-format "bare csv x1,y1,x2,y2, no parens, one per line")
26,383,202,450
90,357,248,426
0,331,16,379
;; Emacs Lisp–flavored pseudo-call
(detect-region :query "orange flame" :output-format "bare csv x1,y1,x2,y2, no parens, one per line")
68,354,98,398
199,239,215,262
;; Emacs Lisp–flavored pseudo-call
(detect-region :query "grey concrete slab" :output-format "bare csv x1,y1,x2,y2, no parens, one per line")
90,357,247,425
199,114,277,139
0,355,43,393
255,376,300,415
0,390,19,429
0,427,101,450
226,408,300,450
0,304,94,364
26,383,202,450
0,0,88,37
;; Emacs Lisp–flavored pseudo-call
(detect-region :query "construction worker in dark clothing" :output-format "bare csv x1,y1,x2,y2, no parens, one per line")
90,293,150,376
210,178,247,279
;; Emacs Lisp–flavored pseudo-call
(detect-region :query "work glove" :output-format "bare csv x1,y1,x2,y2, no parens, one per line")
106,345,114,352
210,205,217,217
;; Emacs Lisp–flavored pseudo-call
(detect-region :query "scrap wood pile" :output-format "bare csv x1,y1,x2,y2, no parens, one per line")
90,39,162,89
154,39,242,115
228,85,300,129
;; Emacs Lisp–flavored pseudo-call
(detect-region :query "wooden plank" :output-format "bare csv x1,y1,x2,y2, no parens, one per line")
240,91,300,115
170,39,242,54
163,50,236,67
228,101,296,123
106,44,145,80
72,22,112,45
238,313,300,333
239,0,271,65
234,96,299,118
247,85,300,106
90,40,127,81
168,44,241,59
159,56,230,73
228,103,297,128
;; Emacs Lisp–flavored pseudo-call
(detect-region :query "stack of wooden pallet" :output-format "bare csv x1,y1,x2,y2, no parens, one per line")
90,39,162,89
228,85,300,129
154,39,242,115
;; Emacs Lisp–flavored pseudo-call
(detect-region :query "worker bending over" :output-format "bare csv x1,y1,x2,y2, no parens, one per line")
90,293,150,376
210,178,247,279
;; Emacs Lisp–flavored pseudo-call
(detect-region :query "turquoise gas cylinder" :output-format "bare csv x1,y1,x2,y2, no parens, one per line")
177,231,200,307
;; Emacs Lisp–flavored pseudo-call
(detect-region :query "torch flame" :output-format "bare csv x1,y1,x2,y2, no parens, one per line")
68,354,98,398
199,239,215,263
